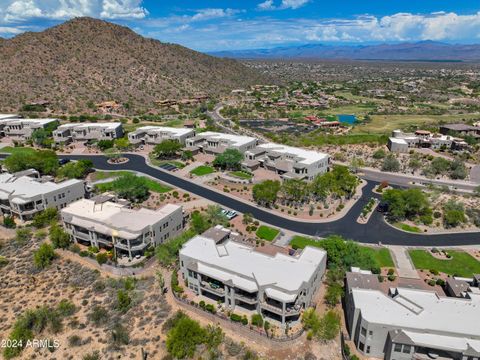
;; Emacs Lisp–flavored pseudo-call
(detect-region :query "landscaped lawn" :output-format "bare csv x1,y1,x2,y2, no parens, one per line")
230,171,252,180
190,165,215,176
0,146,36,155
408,250,480,277
256,225,280,241
96,176,171,194
290,236,394,268
92,170,130,181
393,222,422,233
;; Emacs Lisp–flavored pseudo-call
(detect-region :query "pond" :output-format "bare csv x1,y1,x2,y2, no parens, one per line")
337,114,357,124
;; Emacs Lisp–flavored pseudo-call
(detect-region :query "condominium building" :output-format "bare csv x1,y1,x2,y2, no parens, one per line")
60,197,184,260
345,270,480,359
185,131,258,154
179,225,327,326
244,142,330,180
53,122,124,144
128,126,195,145
388,129,468,153
0,171,85,221
0,118,59,141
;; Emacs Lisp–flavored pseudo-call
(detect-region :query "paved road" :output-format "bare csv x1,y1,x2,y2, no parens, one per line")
62,154,480,246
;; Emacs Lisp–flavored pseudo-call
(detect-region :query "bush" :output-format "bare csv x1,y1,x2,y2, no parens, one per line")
427,279,436,286
33,243,56,269
96,252,108,265
68,334,82,347
49,223,70,249
116,290,132,313
14,228,32,246
251,314,263,327
230,313,242,322
387,268,395,275
111,323,130,348
436,278,445,286
88,306,109,326
387,274,396,281
205,304,216,313
32,208,58,228
57,300,76,317
3,216,16,229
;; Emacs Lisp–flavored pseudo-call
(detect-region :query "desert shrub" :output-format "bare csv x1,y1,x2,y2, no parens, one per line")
68,334,82,347
32,208,58,228
111,323,129,349
88,306,109,326
230,313,242,322
251,314,263,327
116,290,132,313
33,243,56,269
96,252,108,265
3,216,16,228
57,300,76,317
14,228,32,246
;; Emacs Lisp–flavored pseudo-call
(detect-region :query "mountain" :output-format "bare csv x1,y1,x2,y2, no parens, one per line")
210,41,480,61
0,17,267,113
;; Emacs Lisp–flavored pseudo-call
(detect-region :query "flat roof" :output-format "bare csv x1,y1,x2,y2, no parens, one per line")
194,131,257,147
4,118,58,126
0,114,19,121
351,287,480,338
389,137,408,145
61,199,181,238
0,174,82,203
400,330,480,355
56,122,122,130
254,142,329,165
130,126,194,136
180,235,326,299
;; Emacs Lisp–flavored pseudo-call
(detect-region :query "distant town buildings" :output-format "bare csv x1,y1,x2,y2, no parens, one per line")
0,118,59,141
128,126,195,145
0,170,85,221
345,269,480,359
439,124,480,138
244,142,330,180
179,225,327,327
53,122,124,144
60,195,184,260
387,129,468,153
185,131,258,154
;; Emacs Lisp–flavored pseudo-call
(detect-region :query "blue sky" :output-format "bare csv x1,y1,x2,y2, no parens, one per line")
0,1,479,51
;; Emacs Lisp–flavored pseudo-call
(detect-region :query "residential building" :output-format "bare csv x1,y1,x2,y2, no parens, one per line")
0,114,20,121
0,172,85,221
244,142,330,180
0,118,59,141
388,129,467,153
53,122,124,144
439,124,480,138
60,197,184,260
185,131,258,154
179,225,327,326
345,270,480,359
128,126,195,145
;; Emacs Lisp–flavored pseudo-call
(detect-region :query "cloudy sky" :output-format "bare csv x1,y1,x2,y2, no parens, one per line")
0,0,479,51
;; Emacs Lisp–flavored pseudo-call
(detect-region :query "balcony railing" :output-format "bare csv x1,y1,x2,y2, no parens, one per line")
235,293,258,304
260,301,301,316
200,281,226,296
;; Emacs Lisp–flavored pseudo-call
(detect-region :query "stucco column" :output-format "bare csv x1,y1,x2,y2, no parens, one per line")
282,301,286,326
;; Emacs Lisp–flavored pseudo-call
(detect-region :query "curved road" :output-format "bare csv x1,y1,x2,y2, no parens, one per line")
63,154,480,246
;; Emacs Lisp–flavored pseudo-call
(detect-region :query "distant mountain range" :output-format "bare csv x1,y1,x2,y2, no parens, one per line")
210,41,480,61
0,17,267,113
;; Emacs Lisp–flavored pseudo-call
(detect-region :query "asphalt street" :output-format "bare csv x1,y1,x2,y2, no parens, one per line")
62,154,480,246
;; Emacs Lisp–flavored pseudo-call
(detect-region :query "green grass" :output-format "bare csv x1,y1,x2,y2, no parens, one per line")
255,225,280,241
352,113,480,135
190,165,215,176
149,156,186,169
92,171,130,181
290,235,394,268
230,171,253,180
96,176,171,194
394,222,422,233
409,250,480,277
0,146,36,155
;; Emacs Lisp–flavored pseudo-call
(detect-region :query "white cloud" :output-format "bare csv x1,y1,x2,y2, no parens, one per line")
190,8,241,22
0,25,24,34
257,0,309,11
0,0,148,23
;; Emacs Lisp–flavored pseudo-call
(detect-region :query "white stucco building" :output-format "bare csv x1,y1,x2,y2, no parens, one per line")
53,122,124,144
179,225,327,326
128,126,195,145
0,118,59,141
185,131,258,154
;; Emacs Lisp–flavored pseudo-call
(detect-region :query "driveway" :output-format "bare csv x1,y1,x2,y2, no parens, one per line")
58,154,480,246
470,165,480,184
387,246,420,279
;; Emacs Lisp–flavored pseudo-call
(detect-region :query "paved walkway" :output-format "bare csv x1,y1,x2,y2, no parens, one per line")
387,246,420,279
471,165,480,184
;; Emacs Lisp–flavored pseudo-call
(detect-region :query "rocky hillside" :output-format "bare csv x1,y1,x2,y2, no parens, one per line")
0,17,267,113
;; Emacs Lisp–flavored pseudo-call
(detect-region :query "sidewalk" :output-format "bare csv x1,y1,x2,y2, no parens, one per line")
387,246,420,279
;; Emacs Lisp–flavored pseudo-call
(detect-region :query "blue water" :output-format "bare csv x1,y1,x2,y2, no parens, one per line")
338,114,357,124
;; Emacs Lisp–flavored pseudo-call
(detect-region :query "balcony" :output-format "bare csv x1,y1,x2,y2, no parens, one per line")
260,300,301,316
235,293,258,304
200,281,226,296
73,231,91,241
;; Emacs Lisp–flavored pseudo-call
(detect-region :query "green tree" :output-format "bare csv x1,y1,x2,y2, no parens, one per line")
318,310,341,341
449,160,467,180
114,137,130,151
181,150,193,161
31,129,51,148
57,160,93,179
49,223,70,249
97,140,114,151
153,140,182,159
190,211,210,234
381,154,400,172
382,188,430,222
33,243,56,269
3,149,58,175
443,200,466,228
212,148,244,170
109,173,149,202
252,180,281,207
324,283,343,307
166,316,206,359
280,179,309,204
116,289,132,313
32,208,58,228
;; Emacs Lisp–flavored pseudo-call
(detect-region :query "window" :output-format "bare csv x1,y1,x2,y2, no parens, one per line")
360,327,367,337
402,345,411,354
394,344,402,352
366,346,370,354
368,330,373,336
358,342,364,351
